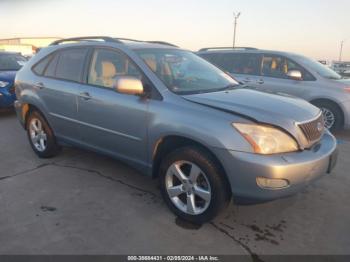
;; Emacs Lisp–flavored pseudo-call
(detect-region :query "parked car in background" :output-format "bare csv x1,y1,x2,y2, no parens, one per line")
14,37,337,223
0,51,27,108
331,61,350,78
198,47,350,132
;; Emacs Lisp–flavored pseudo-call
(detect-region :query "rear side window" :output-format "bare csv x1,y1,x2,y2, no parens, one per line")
199,53,225,67
221,53,260,75
32,55,51,75
200,53,260,75
55,48,88,82
44,54,59,77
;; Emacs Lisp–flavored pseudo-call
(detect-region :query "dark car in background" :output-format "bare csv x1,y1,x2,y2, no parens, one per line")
0,51,27,108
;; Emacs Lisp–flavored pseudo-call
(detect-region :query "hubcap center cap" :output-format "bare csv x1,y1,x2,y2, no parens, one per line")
183,180,193,193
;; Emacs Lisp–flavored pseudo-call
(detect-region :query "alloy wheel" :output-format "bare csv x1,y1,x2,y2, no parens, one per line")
29,118,47,152
165,161,211,215
321,107,335,129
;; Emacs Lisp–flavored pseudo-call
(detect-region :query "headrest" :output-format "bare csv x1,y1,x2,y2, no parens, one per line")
101,61,116,78
271,59,278,70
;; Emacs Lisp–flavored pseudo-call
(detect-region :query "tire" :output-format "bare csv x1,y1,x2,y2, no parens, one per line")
159,146,231,224
312,101,343,132
26,110,60,158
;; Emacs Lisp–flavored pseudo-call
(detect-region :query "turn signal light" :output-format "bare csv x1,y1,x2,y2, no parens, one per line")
256,177,289,189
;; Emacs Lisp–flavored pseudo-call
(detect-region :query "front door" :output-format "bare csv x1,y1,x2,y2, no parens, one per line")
257,54,314,98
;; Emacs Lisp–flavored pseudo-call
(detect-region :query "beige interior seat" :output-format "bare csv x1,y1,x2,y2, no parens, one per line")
144,57,157,72
271,59,278,70
100,61,117,88
143,56,173,85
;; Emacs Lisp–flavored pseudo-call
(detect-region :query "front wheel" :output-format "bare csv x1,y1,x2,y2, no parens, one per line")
312,101,343,132
159,146,231,224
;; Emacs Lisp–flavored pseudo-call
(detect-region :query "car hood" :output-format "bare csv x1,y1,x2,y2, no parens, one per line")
0,70,17,82
183,88,320,131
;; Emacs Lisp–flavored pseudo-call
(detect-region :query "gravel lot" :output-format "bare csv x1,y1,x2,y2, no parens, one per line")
1,109,349,259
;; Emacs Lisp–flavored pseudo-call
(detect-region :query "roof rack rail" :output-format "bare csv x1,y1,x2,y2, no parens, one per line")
114,38,143,42
198,47,258,52
50,36,178,48
146,41,178,47
114,38,178,47
50,36,121,46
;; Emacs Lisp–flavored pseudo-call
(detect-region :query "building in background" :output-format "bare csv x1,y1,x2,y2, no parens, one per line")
0,37,61,56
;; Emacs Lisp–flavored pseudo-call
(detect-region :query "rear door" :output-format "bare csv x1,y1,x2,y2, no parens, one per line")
32,47,89,142
76,47,149,166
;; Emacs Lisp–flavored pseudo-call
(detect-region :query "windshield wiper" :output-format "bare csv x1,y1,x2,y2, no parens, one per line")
221,84,239,91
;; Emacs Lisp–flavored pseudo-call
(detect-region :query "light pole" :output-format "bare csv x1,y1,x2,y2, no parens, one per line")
339,40,345,62
233,11,241,48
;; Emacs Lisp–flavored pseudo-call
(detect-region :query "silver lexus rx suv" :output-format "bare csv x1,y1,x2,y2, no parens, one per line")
14,37,338,223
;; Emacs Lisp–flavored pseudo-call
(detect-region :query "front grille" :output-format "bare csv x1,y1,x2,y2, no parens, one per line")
8,85,15,95
298,113,324,144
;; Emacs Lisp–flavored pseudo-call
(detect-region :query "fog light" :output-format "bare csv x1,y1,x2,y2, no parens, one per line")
256,177,289,189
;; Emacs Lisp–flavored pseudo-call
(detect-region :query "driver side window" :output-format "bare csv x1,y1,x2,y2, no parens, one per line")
261,54,314,81
261,55,286,78
88,49,142,89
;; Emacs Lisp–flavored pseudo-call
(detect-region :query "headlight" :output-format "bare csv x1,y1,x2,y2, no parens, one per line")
0,81,9,88
233,123,298,154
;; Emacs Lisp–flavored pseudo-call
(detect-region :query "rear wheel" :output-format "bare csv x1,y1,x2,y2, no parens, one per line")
159,146,231,224
312,101,343,132
26,110,60,158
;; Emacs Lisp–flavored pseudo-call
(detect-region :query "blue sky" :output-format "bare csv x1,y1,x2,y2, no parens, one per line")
1,0,349,60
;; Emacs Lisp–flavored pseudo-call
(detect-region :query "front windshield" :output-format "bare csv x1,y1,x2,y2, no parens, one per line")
136,49,239,94
0,53,27,71
294,55,342,80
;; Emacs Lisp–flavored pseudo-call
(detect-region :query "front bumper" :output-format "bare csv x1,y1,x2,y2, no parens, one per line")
0,86,16,108
213,131,338,203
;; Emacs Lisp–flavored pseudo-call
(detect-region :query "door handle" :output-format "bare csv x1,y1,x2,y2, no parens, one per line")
34,82,45,89
256,79,264,84
79,92,92,100
243,79,253,83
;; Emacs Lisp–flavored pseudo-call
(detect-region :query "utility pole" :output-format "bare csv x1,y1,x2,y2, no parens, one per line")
233,11,241,48
339,40,344,62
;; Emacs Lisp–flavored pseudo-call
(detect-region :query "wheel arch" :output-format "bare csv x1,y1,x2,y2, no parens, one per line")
22,103,49,130
310,98,345,128
152,135,229,185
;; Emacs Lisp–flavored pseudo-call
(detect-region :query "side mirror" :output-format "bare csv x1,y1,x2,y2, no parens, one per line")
115,76,144,95
287,70,303,81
